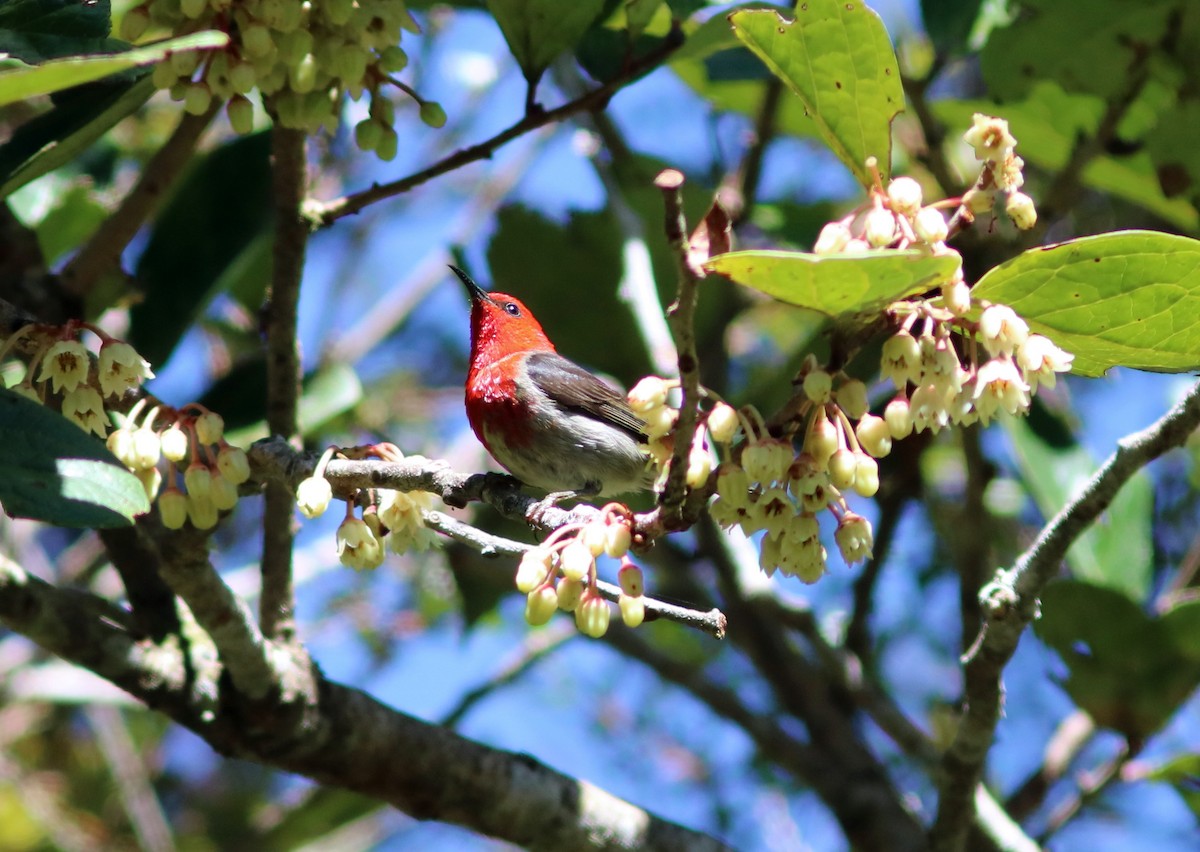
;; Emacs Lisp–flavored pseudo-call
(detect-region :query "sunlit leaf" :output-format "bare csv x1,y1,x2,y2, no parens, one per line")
705,249,959,318
486,0,608,83
729,2,904,185
0,387,149,527
972,230,1200,376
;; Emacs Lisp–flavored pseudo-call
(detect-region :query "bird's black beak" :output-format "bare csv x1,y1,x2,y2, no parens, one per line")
450,265,488,303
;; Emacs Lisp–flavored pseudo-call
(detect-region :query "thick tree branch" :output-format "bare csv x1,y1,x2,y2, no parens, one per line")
0,555,729,851
260,126,309,641
308,30,684,227
931,379,1200,851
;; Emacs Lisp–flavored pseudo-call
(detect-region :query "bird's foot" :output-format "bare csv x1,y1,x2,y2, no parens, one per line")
525,483,600,527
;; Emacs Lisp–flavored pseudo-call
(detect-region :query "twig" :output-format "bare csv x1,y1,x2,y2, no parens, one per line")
60,105,219,297
308,30,684,228
422,509,727,639
1039,737,1138,843
845,482,907,663
930,378,1200,851
260,126,308,641
654,170,706,526
957,425,994,653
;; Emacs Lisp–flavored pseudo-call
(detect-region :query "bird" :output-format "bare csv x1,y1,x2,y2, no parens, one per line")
452,265,653,503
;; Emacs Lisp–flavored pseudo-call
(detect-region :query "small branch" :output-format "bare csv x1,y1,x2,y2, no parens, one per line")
930,379,1200,852
654,170,708,527
422,510,727,639
260,126,309,641
309,30,684,227
845,482,908,663
60,105,219,297
1040,737,1138,843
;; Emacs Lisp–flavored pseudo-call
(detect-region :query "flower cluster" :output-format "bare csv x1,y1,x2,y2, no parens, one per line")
1,322,154,439
515,507,641,638
627,376,735,490
962,114,1037,230
295,444,441,570
880,303,1072,435
123,0,443,153
707,370,883,583
108,402,250,529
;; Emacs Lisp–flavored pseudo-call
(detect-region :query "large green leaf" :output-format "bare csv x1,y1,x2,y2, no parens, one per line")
486,0,608,83
932,84,1199,232
729,2,904,186
705,249,959,318
0,0,114,63
0,31,228,107
0,74,155,199
0,387,149,527
129,131,273,366
1035,581,1200,740
1006,414,1153,602
972,230,1200,377
979,0,1176,102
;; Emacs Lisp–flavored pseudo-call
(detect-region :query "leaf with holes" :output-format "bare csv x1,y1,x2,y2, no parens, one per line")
972,230,1200,377
729,2,904,186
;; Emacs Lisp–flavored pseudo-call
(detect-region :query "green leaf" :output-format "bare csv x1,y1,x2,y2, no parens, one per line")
1035,581,1200,740
32,181,107,264
704,249,959,319
972,230,1200,377
979,0,1176,102
0,74,155,200
486,0,608,83
931,84,1199,231
0,387,149,527
1005,415,1153,602
919,0,984,57
729,3,904,186
0,31,228,107
129,130,273,366
0,0,113,63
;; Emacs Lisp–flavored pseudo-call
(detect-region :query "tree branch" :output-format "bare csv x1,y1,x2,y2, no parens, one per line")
0,554,730,851
307,30,683,228
260,126,309,642
930,378,1200,851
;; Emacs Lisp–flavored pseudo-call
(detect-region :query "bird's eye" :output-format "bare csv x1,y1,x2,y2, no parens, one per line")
503,302,521,316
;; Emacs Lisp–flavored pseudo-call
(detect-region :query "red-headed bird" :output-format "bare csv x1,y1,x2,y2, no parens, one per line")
453,266,652,500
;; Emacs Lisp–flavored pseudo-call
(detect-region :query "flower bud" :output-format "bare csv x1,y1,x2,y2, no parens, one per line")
803,369,833,404
556,577,583,611
855,414,892,458
886,177,923,218
813,221,851,255
706,402,739,444
130,427,161,470
1005,191,1037,230
194,411,224,445
618,562,644,597
575,595,611,638
853,453,879,497
187,494,219,530
686,444,713,489
619,594,645,628
160,425,189,462
603,522,632,558
805,411,839,467
560,540,594,582
296,475,332,518
863,207,897,248
913,206,948,244
210,473,239,511
217,445,251,484
183,463,212,500
827,448,857,491
515,547,554,593
884,397,913,440
525,586,559,626
628,376,670,412
835,379,869,420
159,486,188,530
580,522,608,558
